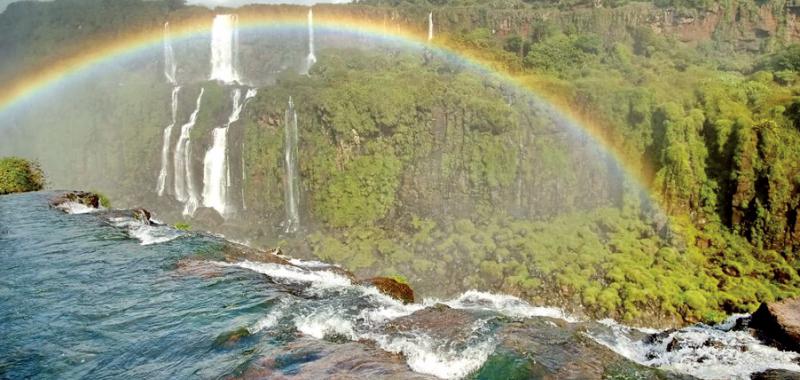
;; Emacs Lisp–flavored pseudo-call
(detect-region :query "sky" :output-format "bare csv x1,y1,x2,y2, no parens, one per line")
0,0,350,13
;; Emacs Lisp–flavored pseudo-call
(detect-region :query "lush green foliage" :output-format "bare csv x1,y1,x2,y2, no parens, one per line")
0,157,45,195
3,0,800,326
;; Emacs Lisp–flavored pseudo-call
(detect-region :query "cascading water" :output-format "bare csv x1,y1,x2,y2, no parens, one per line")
428,12,434,41
173,88,204,215
283,97,300,233
156,86,181,196
163,22,177,85
304,9,317,75
201,88,257,218
209,14,240,84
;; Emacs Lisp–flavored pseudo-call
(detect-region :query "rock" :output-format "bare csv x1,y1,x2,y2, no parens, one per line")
498,319,692,379
174,258,225,278
384,304,479,341
132,208,152,225
49,191,100,209
750,297,800,352
359,277,414,304
222,243,291,266
214,327,252,348
193,207,224,227
751,369,800,380
236,337,436,379
666,337,680,352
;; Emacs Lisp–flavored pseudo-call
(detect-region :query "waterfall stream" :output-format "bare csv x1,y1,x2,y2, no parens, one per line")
202,88,257,218
284,97,300,233
156,86,181,196
304,9,317,75
210,14,240,84
173,88,204,216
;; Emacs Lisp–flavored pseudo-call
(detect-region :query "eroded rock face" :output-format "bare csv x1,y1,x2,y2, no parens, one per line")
359,277,414,304
751,297,800,353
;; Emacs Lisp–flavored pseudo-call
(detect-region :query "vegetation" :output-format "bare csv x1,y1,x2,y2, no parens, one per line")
2,0,800,326
0,157,45,195
175,222,192,231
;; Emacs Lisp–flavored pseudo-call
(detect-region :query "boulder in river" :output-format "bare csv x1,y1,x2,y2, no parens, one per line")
750,297,800,352
750,369,800,379
359,277,415,304
49,191,100,209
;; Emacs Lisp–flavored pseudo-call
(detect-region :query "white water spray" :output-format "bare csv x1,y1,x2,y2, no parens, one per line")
428,12,434,41
209,14,240,84
284,97,300,233
173,88,204,216
163,22,177,85
201,88,257,218
304,9,317,74
156,86,181,196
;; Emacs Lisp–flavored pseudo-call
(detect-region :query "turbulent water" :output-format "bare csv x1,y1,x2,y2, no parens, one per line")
202,88,257,218
2,192,799,379
173,88,204,216
210,14,240,84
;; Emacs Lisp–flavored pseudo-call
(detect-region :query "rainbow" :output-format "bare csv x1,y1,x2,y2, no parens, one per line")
0,7,657,202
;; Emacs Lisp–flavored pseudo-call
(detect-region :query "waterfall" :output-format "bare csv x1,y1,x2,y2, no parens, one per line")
304,9,317,74
173,88,204,215
209,14,240,84
284,97,300,233
163,22,177,85
241,141,247,210
428,12,434,41
201,88,257,218
156,86,181,196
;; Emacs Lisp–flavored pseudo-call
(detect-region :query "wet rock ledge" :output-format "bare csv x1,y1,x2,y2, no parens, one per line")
751,297,800,353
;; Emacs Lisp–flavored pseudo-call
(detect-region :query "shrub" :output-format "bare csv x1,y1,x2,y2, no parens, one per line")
0,157,45,195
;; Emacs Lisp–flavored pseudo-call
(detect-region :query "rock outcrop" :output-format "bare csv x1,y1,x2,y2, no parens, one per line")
751,297,800,353
359,277,415,304
751,369,800,380
49,191,100,209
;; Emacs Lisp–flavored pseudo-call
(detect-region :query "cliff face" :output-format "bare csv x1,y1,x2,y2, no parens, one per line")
282,2,793,50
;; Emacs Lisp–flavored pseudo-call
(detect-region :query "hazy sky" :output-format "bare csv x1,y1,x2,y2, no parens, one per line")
0,0,350,13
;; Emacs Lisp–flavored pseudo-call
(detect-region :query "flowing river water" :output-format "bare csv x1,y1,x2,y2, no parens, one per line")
1,192,799,379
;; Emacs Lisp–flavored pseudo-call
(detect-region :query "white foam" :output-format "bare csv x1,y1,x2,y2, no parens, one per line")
288,258,338,269
294,309,357,340
107,216,182,246
217,260,352,290
589,318,800,380
249,300,289,334
367,330,496,379
57,201,99,214
438,290,578,322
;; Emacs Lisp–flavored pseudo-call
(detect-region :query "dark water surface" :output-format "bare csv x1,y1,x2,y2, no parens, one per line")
0,192,280,378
